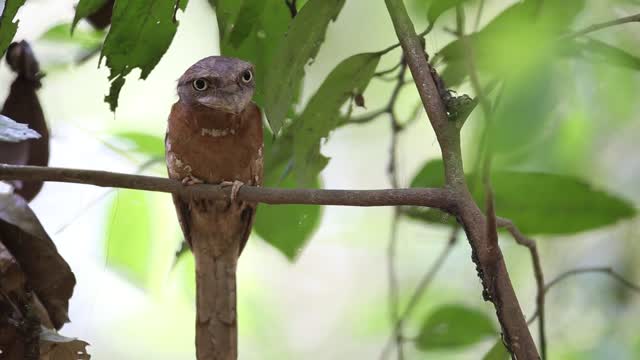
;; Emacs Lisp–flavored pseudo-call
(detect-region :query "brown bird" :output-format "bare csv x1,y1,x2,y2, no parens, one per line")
165,56,263,360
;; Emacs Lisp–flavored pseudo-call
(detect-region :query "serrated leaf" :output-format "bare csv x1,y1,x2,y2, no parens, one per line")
416,304,496,350
40,23,104,50
264,0,346,133
112,131,164,158
0,114,41,142
215,0,293,110
0,0,26,57
482,338,510,360
409,159,637,235
254,165,322,260
292,52,380,184
105,190,153,287
100,0,188,111
71,0,109,32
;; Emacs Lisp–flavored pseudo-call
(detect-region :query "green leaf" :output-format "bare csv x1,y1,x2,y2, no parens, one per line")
105,190,153,287
40,23,104,49
564,38,640,71
0,0,27,57
113,131,164,158
427,0,470,25
491,63,555,155
437,0,585,86
253,171,322,260
292,52,381,184
71,0,109,32
416,304,496,350
409,159,637,235
0,114,41,142
100,0,189,111
254,136,321,260
215,0,293,110
482,338,510,360
264,0,346,133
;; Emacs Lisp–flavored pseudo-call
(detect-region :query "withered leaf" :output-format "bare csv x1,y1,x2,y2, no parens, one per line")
40,327,91,360
0,193,76,329
0,41,49,202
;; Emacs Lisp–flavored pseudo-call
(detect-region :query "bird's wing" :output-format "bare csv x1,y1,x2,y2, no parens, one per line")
238,103,264,255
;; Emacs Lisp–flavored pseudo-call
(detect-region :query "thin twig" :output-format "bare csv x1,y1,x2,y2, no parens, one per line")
545,267,640,294
380,227,459,360
561,13,640,40
384,60,409,360
54,157,163,235
497,217,547,359
473,0,485,31
528,266,640,324
0,164,456,209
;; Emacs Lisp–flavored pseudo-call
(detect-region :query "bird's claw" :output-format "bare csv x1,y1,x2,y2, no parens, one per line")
181,175,203,186
220,180,244,202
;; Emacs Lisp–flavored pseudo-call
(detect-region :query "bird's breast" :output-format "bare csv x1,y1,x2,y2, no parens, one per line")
166,101,263,184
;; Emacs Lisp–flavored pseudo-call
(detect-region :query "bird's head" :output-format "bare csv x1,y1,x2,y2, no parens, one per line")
177,56,255,114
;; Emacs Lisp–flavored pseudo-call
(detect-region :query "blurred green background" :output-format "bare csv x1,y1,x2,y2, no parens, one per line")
1,0,639,359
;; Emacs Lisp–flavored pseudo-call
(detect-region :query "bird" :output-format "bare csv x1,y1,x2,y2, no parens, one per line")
165,56,263,360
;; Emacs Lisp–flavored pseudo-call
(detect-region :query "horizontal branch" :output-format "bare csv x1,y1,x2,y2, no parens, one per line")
0,164,456,209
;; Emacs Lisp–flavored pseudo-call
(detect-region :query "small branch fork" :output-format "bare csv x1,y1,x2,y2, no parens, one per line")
383,0,540,358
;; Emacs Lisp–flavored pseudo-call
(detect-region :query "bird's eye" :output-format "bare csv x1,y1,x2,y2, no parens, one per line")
192,78,208,91
241,70,253,83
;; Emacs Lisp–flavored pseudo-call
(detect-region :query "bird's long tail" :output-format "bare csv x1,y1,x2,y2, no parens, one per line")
193,241,238,360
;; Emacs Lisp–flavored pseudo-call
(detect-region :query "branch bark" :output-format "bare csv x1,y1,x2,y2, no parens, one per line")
0,164,455,209
383,0,540,358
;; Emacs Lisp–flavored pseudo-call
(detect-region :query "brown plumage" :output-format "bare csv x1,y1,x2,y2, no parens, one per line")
165,56,263,360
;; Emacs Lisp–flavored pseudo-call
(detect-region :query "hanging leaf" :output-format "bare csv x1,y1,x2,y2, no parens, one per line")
263,0,346,133
253,164,322,260
1,41,49,202
408,159,637,235
416,304,496,350
212,0,294,111
40,23,104,50
100,0,189,111
0,0,27,57
71,0,111,32
292,52,381,184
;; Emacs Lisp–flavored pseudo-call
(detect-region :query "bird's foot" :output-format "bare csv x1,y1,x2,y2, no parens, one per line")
220,180,244,202
181,175,203,186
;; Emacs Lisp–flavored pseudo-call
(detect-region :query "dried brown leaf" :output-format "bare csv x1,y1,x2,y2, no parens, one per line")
0,193,75,329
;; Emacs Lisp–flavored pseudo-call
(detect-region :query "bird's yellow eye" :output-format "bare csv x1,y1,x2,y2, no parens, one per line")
241,70,253,83
193,78,208,91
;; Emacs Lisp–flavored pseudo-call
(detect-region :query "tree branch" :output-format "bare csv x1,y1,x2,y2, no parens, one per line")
497,217,546,359
561,13,640,40
0,164,455,209
383,0,540,358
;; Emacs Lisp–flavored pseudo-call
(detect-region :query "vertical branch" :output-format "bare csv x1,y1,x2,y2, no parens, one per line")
383,0,540,358
380,226,459,360
385,60,408,360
